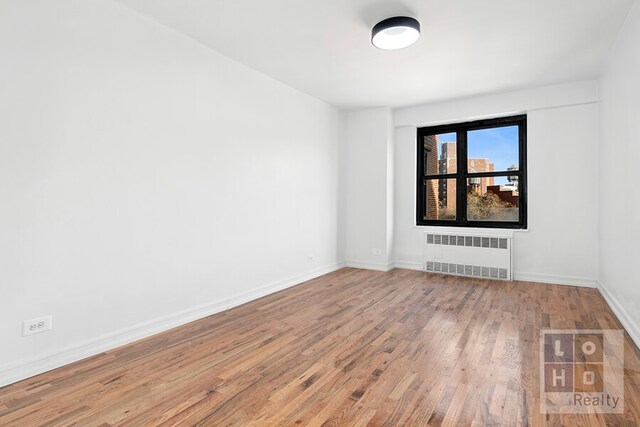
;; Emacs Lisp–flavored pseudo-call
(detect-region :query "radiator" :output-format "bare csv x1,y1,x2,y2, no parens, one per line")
423,231,513,281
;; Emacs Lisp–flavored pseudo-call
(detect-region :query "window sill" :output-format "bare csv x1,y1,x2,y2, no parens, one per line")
412,224,528,237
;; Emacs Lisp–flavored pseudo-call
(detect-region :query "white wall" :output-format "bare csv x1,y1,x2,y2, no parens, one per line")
598,0,640,346
2,0,636,390
393,82,600,286
0,0,345,386
344,108,394,270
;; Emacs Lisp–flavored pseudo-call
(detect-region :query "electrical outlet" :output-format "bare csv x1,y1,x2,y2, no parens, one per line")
307,254,316,262
22,315,53,336
372,248,383,256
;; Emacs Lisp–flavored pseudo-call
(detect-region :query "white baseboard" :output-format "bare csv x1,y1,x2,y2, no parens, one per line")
0,263,343,388
391,260,424,271
597,282,640,351
513,272,598,288
344,260,394,272
390,259,598,288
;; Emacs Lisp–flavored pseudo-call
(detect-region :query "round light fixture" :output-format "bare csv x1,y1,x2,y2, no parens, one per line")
371,16,420,50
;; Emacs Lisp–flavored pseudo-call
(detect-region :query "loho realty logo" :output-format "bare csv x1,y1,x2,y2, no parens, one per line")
540,329,625,414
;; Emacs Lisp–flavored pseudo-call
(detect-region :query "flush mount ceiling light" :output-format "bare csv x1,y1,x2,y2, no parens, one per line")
371,16,420,50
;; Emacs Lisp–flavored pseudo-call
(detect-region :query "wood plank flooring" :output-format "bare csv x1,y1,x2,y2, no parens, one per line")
1,268,639,426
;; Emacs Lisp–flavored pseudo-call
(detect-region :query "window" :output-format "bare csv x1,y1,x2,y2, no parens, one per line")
416,115,527,229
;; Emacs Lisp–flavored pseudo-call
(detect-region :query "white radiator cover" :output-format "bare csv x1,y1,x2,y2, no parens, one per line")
423,231,513,281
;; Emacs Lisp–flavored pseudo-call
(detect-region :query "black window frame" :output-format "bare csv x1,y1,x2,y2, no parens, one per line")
416,114,527,229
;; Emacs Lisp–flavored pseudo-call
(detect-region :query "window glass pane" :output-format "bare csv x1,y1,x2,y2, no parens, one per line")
424,178,456,221
467,176,519,222
423,132,457,175
467,125,519,173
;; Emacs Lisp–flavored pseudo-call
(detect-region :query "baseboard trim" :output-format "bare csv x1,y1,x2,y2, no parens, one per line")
390,260,598,288
0,262,343,388
597,282,640,351
513,272,597,288
345,260,394,272
391,260,424,271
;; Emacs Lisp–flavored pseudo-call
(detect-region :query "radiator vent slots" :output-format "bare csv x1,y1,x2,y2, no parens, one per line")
426,234,508,249
423,232,513,281
425,261,508,280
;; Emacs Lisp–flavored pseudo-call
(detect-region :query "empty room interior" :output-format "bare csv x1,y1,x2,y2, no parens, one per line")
2,0,640,425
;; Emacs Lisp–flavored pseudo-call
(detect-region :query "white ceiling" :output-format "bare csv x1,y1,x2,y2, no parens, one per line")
116,0,635,109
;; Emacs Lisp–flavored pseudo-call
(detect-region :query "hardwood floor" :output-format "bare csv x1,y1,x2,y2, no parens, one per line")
1,268,639,426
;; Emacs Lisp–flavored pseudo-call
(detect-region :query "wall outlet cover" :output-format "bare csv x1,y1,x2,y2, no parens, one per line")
23,315,53,336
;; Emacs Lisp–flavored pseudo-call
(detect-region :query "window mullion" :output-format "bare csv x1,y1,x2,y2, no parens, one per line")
416,132,424,225
519,120,528,228
457,129,466,225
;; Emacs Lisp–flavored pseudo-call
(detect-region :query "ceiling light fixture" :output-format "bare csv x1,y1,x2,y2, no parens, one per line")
371,16,420,50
